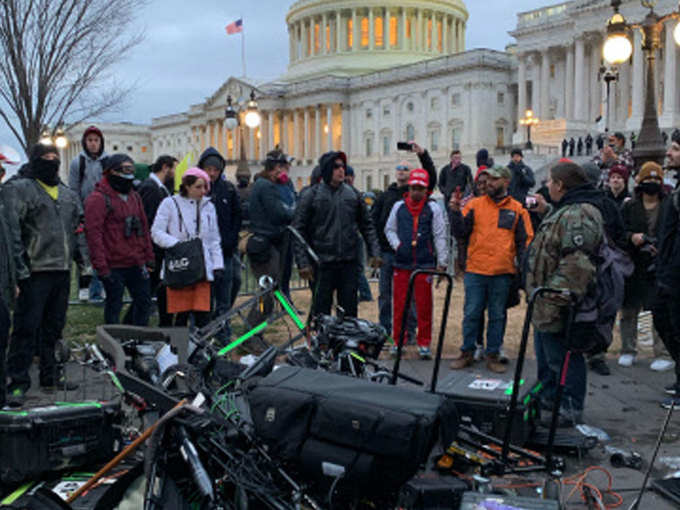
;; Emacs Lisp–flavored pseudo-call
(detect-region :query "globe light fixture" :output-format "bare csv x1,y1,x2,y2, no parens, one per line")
39,129,53,145
54,128,68,149
603,10,632,64
244,91,261,129
224,90,261,178
224,96,238,131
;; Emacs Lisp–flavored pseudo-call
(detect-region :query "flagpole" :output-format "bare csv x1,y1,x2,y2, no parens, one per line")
241,16,246,78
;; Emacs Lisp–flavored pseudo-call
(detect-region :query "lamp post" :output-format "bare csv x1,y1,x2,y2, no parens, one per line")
603,0,680,168
225,91,261,179
598,65,619,133
519,110,539,151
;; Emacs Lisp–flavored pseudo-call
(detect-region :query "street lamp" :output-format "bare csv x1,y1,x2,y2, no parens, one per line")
603,0,680,168
598,65,619,133
54,128,68,149
225,91,261,179
519,109,539,150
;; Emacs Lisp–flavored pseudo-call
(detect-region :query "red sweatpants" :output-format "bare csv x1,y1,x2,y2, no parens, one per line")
393,268,433,348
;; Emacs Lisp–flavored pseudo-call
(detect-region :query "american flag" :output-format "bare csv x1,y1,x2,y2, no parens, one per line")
226,19,243,35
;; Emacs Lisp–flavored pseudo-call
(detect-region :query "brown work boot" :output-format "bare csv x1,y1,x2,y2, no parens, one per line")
486,353,507,374
449,350,475,369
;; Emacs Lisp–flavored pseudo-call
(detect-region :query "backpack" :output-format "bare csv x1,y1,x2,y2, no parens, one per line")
568,233,634,352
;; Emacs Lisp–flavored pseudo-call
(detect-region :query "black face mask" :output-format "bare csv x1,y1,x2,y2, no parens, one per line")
638,182,662,196
108,174,134,194
32,158,60,186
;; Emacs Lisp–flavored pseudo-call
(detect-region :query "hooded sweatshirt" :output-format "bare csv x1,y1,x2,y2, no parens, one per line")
68,126,108,203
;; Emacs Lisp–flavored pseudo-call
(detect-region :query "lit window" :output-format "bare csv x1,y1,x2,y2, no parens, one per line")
437,20,443,51
361,17,369,47
348,19,353,48
427,19,432,49
389,16,397,47
326,24,331,51
406,18,411,39
375,17,383,47
314,23,320,54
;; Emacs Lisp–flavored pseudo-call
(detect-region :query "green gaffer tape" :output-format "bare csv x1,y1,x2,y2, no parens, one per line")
55,401,102,408
274,290,305,331
504,379,525,395
217,321,268,356
1,482,34,504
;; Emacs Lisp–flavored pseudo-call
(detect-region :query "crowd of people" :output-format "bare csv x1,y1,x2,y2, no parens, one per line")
0,124,679,424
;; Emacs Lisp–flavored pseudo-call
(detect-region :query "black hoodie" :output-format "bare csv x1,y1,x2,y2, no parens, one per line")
198,147,241,256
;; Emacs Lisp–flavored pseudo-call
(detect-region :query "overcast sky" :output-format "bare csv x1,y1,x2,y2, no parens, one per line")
1,0,550,154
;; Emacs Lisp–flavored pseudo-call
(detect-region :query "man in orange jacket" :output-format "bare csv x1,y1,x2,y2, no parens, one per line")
449,165,534,373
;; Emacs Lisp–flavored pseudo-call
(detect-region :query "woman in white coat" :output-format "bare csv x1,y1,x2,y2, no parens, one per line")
151,167,223,327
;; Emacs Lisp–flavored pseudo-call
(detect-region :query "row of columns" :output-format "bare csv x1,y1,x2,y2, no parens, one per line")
192,104,348,164
517,19,680,135
288,7,465,61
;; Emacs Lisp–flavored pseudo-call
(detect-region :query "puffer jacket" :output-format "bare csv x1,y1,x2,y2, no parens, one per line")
151,195,224,281
2,175,90,280
525,186,604,333
84,177,154,276
293,180,379,267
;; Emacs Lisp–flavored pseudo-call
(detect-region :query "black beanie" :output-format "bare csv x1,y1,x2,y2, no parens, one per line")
103,153,134,173
202,155,225,172
29,143,59,163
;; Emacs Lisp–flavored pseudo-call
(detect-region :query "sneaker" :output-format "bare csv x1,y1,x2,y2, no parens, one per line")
589,358,611,376
473,345,485,361
78,288,89,301
618,354,636,367
7,388,26,407
665,384,679,396
661,395,680,409
486,353,507,374
450,350,475,370
498,348,509,364
650,359,675,372
418,346,432,360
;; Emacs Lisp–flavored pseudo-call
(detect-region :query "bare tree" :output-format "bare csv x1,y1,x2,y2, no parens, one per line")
0,0,146,154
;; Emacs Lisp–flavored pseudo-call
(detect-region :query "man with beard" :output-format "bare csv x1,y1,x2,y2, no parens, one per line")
3,144,90,405
138,155,177,326
449,165,533,373
85,154,154,326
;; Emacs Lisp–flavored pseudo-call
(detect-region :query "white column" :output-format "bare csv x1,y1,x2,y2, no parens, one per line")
517,54,527,131
320,13,326,54
431,11,436,52
315,106,322,158
289,25,295,62
540,49,550,120
385,8,391,49
401,8,407,50
326,104,333,150
280,112,287,152
417,9,423,51
352,8,358,51
443,15,448,54
303,108,310,160
458,20,464,51
266,112,274,153
368,8,374,50
628,29,644,130
292,110,299,158
565,43,574,120
574,37,585,121
590,39,602,126
662,19,677,125
342,104,351,153
336,11,342,52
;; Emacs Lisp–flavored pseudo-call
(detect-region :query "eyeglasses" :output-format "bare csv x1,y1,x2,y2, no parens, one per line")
114,164,135,174
396,165,409,171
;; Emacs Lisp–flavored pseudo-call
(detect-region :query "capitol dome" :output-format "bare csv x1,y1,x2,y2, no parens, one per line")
284,0,468,81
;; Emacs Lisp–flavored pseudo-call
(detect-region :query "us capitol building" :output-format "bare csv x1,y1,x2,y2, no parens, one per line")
62,0,680,191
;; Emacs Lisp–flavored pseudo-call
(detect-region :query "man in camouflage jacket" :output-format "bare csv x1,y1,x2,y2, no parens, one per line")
525,160,604,425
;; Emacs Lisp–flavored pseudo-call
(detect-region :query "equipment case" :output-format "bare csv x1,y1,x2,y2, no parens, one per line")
0,400,120,485
436,373,541,445
397,476,470,509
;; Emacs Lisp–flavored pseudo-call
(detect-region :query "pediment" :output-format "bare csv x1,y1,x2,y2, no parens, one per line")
205,77,261,110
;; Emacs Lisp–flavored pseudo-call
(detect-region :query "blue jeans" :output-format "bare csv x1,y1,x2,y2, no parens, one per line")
378,250,416,339
212,255,234,342
89,272,103,300
461,273,512,354
534,330,587,412
102,267,151,326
